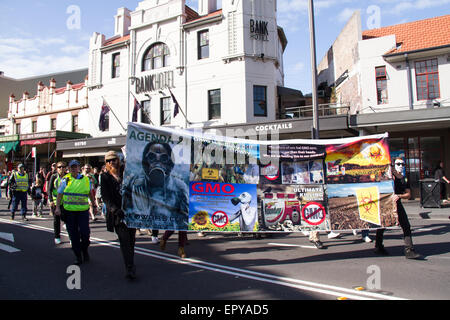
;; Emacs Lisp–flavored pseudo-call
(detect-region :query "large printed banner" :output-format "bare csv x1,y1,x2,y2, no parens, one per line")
122,123,398,232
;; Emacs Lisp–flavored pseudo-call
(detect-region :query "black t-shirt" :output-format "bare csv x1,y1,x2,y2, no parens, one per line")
394,174,410,195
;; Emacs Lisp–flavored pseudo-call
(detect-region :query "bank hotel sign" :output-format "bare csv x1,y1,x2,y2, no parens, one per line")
135,70,174,94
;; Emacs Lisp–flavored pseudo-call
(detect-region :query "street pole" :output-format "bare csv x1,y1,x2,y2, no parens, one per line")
308,0,320,139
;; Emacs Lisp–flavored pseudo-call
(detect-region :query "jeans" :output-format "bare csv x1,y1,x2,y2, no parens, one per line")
11,191,28,218
51,205,63,239
115,223,137,269
65,210,90,258
376,201,411,247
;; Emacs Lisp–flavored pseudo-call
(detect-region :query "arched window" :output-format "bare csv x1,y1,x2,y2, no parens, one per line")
142,42,170,71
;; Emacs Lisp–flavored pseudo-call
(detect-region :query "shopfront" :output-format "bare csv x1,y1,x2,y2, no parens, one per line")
56,135,127,169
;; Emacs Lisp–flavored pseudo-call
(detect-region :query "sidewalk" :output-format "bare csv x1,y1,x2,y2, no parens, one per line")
402,199,450,219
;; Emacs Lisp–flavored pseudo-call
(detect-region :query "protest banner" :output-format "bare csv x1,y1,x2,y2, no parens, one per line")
122,123,397,232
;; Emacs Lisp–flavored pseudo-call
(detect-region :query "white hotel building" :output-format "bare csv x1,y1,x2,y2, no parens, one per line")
87,0,287,132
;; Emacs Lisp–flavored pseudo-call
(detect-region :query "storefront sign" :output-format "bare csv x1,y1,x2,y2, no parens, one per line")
250,19,269,41
135,71,174,94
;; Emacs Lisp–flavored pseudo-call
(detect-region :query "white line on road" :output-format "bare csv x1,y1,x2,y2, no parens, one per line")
0,218,408,300
0,243,20,253
268,242,317,249
0,232,14,242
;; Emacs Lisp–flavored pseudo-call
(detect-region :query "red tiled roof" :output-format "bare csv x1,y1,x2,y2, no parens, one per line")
185,5,200,22
103,35,130,47
362,15,450,55
185,8,222,24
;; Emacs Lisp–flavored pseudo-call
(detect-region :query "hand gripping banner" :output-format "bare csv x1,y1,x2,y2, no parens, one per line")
122,123,397,232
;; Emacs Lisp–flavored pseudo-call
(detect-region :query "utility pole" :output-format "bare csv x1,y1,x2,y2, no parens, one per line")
308,0,320,139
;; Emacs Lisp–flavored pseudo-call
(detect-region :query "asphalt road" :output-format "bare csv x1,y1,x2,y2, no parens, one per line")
1,197,449,303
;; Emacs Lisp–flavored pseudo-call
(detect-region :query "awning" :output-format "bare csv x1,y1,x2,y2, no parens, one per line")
0,141,19,154
20,138,56,146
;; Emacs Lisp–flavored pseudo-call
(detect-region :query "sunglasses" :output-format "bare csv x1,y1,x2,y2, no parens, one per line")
395,162,405,166
57,166,66,169
106,158,118,163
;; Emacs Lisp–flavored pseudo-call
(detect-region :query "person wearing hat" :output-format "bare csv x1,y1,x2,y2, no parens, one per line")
101,150,137,279
55,159,95,265
10,164,30,221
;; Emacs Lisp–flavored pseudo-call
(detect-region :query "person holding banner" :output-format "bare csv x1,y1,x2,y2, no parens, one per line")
101,151,137,279
374,158,422,259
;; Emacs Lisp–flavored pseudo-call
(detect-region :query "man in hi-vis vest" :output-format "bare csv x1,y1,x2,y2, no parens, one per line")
55,160,95,265
10,164,30,221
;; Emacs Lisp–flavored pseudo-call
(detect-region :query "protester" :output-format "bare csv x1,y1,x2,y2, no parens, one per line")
82,164,98,221
101,151,137,280
434,160,449,203
9,164,30,221
45,163,57,210
374,158,422,259
31,178,44,217
55,160,95,265
48,162,67,245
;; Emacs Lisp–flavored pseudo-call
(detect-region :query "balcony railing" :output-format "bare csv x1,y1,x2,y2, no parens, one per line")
283,103,350,119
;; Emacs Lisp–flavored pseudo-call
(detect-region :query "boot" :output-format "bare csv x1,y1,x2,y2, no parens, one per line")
82,249,90,262
126,265,136,280
178,247,187,259
404,236,422,260
159,239,166,251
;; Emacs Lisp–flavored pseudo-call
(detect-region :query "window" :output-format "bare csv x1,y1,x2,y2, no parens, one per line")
160,97,171,125
15,123,20,135
50,118,57,131
253,86,267,117
112,53,120,78
198,30,209,59
141,100,151,124
142,43,170,71
208,89,221,120
375,66,388,104
31,121,37,133
72,115,79,132
415,59,440,100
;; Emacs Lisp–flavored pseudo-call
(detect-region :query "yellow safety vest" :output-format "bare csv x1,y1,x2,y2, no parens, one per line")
52,176,62,203
62,174,90,212
14,172,29,192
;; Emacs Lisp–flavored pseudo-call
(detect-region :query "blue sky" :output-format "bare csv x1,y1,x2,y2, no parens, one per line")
0,0,448,93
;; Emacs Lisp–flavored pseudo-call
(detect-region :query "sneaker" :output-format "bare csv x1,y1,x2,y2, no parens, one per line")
178,247,187,259
22,217,29,221
352,230,358,236
405,248,422,260
327,232,341,239
151,236,159,244
363,236,372,243
374,245,389,256
301,230,310,236
54,238,62,245
311,240,324,249
197,232,205,237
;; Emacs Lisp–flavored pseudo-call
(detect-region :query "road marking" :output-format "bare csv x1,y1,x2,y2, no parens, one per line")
0,218,408,300
0,243,21,253
0,232,14,242
268,242,317,249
